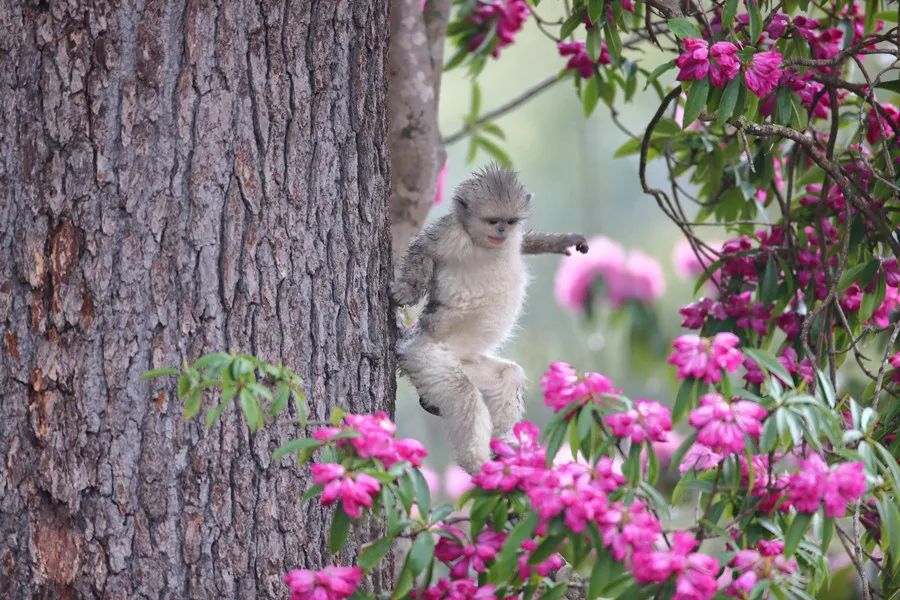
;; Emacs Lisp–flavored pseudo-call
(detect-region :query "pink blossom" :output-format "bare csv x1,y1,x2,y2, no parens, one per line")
420,466,441,497
435,526,506,578
867,104,899,146
744,51,783,98
313,464,381,518
540,362,619,413
784,454,866,517
676,39,710,82
315,412,429,468
872,285,899,327
727,542,796,598
473,422,546,493
526,460,624,534
689,393,767,454
284,566,362,600
605,399,673,444
884,259,900,288
597,501,663,560
607,250,666,307
792,16,820,41
708,42,741,88
679,444,724,474
841,283,863,312
518,538,565,581
433,161,448,205
766,13,790,38
668,333,744,384
743,357,765,385
680,298,712,329
468,0,530,58
418,578,497,600
649,430,684,471
776,311,801,340
554,235,627,312
558,40,610,79
444,465,474,500
778,347,814,385
673,239,707,280
633,531,720,600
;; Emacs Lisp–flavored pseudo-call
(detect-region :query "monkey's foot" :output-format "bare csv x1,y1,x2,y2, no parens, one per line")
419,396,442,416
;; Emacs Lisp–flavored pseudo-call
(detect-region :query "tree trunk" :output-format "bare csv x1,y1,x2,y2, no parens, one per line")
0,1,393,598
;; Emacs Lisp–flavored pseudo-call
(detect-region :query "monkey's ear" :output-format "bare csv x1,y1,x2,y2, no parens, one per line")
455,196,468,210
525,192,534,203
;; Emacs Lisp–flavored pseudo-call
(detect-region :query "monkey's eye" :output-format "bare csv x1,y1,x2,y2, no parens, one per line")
506,219,517,226
486,219,499,226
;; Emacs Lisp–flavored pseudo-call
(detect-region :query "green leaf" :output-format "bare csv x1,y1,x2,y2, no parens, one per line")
837,260,874,291
669,430,698,475
604,22,622,60
744,348,793,387
239,388,263,431
643,60,676,91
761,412,779,453
301,483,324,503
476,137,512,167
560,10,586,38
360,537,394,570
760,255,779,304
614,137,642,158
682,78,710,128
539,582,569,600
748,0,762,41
588,0,605,24
184,388,202,420
272,438,320,462
329,505,352,554
407,531,435,576
490,512,540,583
722,0,738,29
141,367,178,380
583,76,602,117
193,352,232,371
410,468,432,516
673,378,697,424
716,74,742,126
528,534,564,565
784,512,813,557
668,17,702,38
878,498,900,570
874,79,900,94
205,403,227,429
626,442,642,486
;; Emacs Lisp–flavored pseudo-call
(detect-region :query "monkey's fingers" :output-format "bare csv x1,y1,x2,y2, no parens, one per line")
562,249,571,256
576,242,589,253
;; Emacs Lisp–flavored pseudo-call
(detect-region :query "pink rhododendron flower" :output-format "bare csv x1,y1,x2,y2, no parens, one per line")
435,526,506,578
633,531,720,600
607,250,666,306
420,466,440,497
558,40,610,78
708,41,741,87
778,347,814,385
668,333,744,383
526,459,624,534
418,579,497,600
554,236,627,312
792,16,820,41
648,430,684,471
689,393,767,454
468,0,530,58
314,412,428,468
744,51,783,98
866,103,899,145
676,38,710,81
313,463,381,518
884,258,900,288
473,421,547,492
872,285,899,327
284,566,362,600
841,283,863,312
541,362,620,412
727,541,796,597
518,538,565,580
784,454,866,517
673,239,706,280
444,465,474,500
680,443,724,474
605,399,673,444
597,500,663,560
766,13,790,38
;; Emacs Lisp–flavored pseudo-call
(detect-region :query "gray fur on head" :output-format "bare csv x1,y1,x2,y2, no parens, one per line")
452,163,532,219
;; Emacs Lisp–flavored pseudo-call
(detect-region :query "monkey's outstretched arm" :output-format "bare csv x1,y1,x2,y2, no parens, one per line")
391,233,436,306
522,232,589,256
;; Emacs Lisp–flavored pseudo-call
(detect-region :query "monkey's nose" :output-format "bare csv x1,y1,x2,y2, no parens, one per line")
497,226,506,234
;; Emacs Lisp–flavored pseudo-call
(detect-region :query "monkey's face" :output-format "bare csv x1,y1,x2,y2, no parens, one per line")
460,198,528,249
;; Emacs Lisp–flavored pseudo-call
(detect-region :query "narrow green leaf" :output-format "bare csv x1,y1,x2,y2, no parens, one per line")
588,0,605,23
360,537,393,570
643,59,676,91
760,255,779,304
878,498,900,570
716,74,742,126
141,367,178,380
668,17,702,38
748,0,762,41
410,468,432,516
539,582,569,600
193,352,232,371
722,0,738,29
682,78,710,128
583,76,601,117
673,378,697,424
301,483,324,503
184,388,202,420
239,388,263,431
490,512,540,583
837,261,872,291
784,512,813,557
329,505,352,554
744,348,793,387
407,532,435,576
476,137,513,167
272,438,320,462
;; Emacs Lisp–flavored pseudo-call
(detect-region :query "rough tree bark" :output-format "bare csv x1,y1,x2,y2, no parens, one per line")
0,1,393,598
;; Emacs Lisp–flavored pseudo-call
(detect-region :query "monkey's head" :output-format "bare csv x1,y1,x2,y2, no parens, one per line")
452,163,531,250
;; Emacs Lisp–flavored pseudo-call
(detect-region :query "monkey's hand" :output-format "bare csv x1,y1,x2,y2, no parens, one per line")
558,233,589,256
390,280,424,307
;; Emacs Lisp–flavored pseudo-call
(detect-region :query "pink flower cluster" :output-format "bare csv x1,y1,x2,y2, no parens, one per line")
668,333,744,383
540,362,620,413
284,566,362,600
434,526,506,578
726,540,797,596
313,412,426,468
473,421,547,492
688,393,767,454
675,39,782,98
554,235,665,312
783,454,867,517
468,0,530,58
312,464,381,518
605,399,673,444
416,578,496,600
632,531,720,600
518,538,566,580
558,40,611,78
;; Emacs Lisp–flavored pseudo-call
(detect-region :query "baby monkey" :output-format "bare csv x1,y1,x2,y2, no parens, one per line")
392,164,589,474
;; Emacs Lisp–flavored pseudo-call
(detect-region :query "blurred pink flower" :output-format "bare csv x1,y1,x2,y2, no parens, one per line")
679,444,724,474
433,161,448,205
784,454,866,517
607,250,666,307
444,465,474,500
867,103,899,145
554,235,627,312
668,333,744,383
313,464,381,518
420,465,441,497
605,399,672,444
284,566,362,600
689,393,767,454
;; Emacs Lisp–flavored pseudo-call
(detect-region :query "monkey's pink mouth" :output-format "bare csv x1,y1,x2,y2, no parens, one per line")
487,236,506,245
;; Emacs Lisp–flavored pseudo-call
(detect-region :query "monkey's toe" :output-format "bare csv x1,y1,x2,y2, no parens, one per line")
419,396,442,416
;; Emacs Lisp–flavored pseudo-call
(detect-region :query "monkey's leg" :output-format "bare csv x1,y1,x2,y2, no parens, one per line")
462,354,525,441
398,335,493,474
